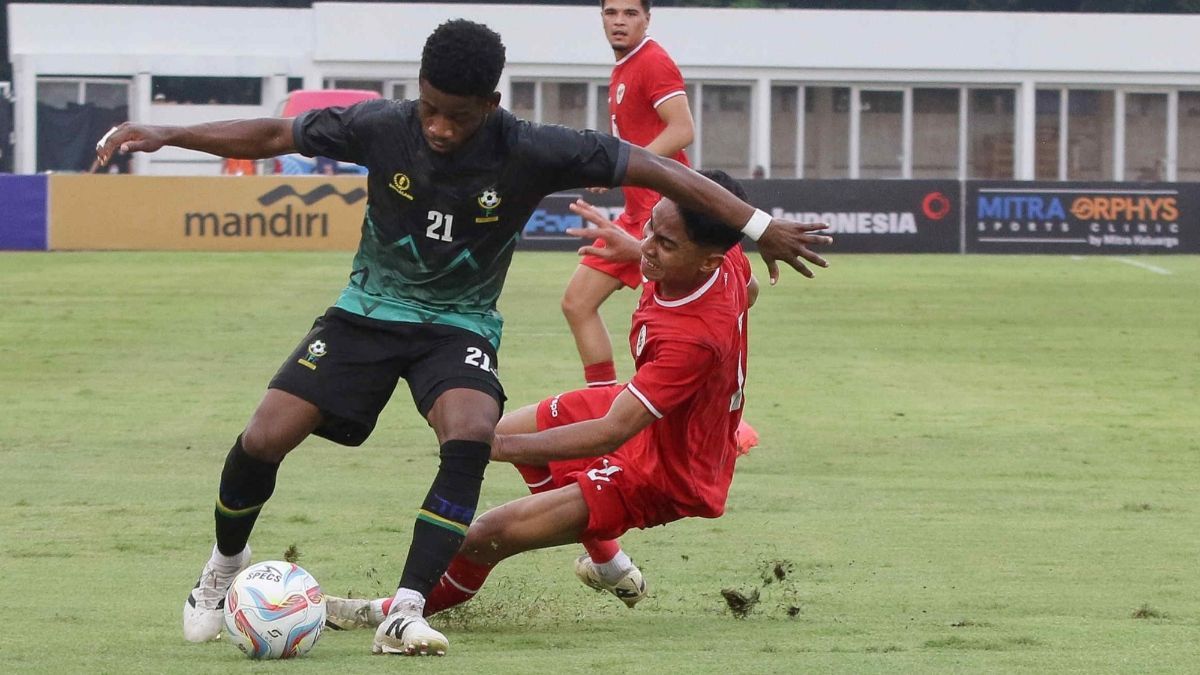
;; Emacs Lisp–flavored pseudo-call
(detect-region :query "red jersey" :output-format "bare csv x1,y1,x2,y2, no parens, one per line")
618,246,751,525
609,37,690,232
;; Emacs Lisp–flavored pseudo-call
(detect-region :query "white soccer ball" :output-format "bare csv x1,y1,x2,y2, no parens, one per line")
223,561,326,659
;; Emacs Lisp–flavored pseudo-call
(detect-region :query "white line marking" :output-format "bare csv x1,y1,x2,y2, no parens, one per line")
1114,257,1172,275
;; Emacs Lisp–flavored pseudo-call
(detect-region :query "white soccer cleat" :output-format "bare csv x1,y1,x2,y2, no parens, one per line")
574,554,647,608
325,595,386,630
372,602,448,656
182,544,251,642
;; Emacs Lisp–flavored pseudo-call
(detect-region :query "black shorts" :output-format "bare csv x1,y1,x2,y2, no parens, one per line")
268,307,505,446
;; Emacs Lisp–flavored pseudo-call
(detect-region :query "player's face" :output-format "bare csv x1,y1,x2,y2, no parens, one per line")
640,200,723,292
417,79,499,154
601,0,650,56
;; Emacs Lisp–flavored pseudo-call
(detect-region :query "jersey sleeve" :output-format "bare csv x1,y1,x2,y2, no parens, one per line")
641,51,687,109
626,339,716,419
291,98,392,165
519,123,631,193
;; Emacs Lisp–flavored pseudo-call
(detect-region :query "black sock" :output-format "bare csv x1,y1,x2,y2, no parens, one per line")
214,435,280,556
398,439,490,596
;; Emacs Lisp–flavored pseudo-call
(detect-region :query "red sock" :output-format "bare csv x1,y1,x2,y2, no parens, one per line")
583,537,620,564
423,555,496,617
514,463,555,494
583,361,618,387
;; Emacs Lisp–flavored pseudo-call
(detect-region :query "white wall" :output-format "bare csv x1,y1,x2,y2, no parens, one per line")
12,2,1200,175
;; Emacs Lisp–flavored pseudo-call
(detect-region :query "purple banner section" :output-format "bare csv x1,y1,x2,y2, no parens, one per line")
0,175,49,250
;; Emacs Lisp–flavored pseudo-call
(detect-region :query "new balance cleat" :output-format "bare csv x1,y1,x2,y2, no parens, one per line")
325,595,386,630
182,545,251,642
574,554,647,608
372,602,448,656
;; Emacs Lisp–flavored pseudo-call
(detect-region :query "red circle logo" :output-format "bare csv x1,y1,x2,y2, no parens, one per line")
922,191,951,221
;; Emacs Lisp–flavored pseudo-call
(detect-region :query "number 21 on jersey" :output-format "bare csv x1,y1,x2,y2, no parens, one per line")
426,210,454,242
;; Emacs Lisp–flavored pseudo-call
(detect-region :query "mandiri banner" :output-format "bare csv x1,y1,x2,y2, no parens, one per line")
49,175,369,251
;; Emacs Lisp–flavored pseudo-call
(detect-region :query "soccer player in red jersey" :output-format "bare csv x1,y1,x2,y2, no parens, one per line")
562,0,695,391
326,171,802,626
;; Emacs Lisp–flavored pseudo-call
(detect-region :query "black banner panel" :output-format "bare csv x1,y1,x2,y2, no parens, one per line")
520,179,961,253
966,182,1198,254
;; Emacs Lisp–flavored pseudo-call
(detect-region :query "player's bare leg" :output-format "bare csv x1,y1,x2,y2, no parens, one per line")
561,265,625,386
372,388,499,657
184,389,322,642
497,405,646,608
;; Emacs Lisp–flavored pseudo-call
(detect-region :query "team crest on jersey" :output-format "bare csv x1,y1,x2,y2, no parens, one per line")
475,188,501,223
635,324,647,357
389,173,414,201
298,339,327,370
616,82,626,104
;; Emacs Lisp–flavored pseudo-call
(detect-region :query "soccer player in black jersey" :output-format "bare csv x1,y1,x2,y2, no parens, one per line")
96,19,831,657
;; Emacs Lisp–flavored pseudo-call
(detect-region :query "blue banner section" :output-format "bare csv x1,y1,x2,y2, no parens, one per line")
0,175,49,250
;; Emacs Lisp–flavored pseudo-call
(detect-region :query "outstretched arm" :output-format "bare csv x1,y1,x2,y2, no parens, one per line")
95,118,296,167
622,147,832,284
642,95,694,159
491,390,655,466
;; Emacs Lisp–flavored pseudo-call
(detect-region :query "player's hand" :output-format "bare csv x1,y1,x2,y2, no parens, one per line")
756,219,833,285
95,122,167,167
565,199,642,263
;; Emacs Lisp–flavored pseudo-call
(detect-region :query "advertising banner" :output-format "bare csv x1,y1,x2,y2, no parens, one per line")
519,189,626,251
49,175,369,251
0,175,48,250
518,180,962,253
966,181,1198,254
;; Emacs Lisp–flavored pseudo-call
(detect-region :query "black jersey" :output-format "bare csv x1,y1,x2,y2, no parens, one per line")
293,99,630,348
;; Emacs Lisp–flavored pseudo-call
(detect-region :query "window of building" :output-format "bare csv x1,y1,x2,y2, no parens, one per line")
859,89,903,178
542,82,588,129
1125,92,1167,181
967,88,1015,179
804,86,850,178
1178,92,1200,181
699,85,751,176
323,78,384,94
594,83,610,133
37,78,130,172
150,76,262,105
1035,89,1063,180
510,81,536,121
913,88,959,179
770,85,799,178
1067,90,1114,180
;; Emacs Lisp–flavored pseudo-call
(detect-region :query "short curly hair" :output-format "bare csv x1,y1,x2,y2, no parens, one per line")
420,19,506,98
679,170,748,252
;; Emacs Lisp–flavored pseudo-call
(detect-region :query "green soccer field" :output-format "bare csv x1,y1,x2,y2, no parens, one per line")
1,251,1197,673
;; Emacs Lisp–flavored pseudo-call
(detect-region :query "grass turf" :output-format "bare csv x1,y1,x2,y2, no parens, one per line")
0,251,1197,673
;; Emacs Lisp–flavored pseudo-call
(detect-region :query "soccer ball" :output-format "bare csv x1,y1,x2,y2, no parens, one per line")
223,561,326,659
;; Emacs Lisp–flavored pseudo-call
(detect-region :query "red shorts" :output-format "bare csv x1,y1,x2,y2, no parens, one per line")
578,212,644,289
535,385,652,540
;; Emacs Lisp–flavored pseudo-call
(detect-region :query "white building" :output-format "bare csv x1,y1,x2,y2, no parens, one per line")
10,2,1200,179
